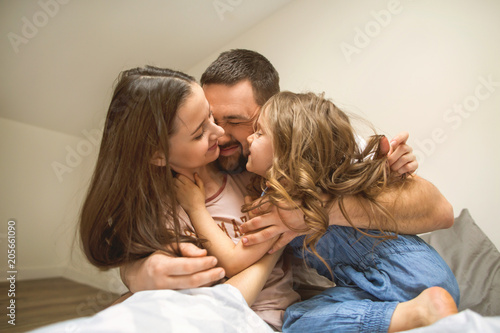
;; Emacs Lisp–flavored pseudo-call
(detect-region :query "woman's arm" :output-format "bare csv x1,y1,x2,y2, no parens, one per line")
175,174,278,277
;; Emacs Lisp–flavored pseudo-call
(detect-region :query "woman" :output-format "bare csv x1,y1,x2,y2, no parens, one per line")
79,66,293,329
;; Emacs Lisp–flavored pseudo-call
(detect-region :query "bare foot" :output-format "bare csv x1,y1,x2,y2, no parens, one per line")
388,287,458,332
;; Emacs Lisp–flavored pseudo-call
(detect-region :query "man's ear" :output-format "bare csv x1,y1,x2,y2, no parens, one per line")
150,151,167,166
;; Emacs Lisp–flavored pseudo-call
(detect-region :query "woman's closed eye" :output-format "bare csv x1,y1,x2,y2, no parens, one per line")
194,110,214,140
194,128,206,140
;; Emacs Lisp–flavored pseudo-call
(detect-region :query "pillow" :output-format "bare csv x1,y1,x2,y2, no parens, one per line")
420,209,500,316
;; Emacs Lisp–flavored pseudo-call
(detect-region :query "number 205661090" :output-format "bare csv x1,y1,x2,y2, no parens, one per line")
7,220,16,267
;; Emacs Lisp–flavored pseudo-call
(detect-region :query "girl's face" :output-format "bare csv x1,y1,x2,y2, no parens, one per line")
168,83,224,175
246,111,274,177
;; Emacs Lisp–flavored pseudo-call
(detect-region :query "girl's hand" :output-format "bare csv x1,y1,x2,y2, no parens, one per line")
240,196,306,253
175,174,206,213
388,132,418,175
377,133,418,178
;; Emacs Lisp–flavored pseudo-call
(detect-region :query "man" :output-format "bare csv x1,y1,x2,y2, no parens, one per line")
121,49,453,292
200,49,279,173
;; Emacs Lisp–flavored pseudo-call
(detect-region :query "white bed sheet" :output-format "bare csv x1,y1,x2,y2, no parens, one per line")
30,287,500,333
404,310,500,333
30,285,275,333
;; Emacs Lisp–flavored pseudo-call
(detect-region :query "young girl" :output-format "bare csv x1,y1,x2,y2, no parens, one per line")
79,66,288,319
178,91,460,332
246,91,460,332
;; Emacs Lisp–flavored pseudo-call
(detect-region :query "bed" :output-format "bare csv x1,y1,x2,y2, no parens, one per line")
31,209,500,332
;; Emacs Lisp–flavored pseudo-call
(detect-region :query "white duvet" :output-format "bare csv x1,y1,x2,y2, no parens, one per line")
30,285,274,333
30,285,500,333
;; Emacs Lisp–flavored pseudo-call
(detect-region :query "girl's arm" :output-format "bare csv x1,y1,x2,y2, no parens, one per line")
175,174,278,277
224,249,283,306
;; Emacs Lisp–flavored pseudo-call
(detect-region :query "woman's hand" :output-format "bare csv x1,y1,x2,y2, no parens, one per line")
175,173,206,213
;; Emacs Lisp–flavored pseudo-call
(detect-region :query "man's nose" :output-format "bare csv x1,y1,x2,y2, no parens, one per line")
217,130,232,146
209,123,225,140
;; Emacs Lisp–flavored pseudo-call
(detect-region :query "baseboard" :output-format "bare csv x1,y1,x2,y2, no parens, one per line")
0,263,127,296
1,265,65,281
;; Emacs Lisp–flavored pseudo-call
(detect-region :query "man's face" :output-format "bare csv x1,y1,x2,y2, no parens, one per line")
203,80,260,172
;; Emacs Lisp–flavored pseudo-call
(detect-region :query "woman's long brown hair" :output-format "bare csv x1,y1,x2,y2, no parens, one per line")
79,66,201,269
253,91,409,274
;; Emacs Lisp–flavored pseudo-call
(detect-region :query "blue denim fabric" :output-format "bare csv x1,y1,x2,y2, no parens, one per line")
283,225,460,333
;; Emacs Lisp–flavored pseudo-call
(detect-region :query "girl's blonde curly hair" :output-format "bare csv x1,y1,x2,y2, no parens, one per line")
251,91,409,275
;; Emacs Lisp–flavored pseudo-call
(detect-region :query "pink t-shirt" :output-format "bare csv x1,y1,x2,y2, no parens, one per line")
178,172,300,330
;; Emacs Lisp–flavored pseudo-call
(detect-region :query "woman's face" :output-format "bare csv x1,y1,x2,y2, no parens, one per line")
246,111,274,177
168,83,224,175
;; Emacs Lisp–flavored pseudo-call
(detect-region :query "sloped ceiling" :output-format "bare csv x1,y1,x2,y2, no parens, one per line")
0,0,293,137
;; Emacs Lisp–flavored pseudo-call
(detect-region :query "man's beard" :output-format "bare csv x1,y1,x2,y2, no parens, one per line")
215,145,248,174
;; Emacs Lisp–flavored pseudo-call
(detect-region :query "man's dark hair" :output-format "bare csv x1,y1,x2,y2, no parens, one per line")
200,49,280,106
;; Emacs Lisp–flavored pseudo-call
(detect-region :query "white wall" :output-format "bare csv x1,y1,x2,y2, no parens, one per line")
189,0,500,249
0,118,78,276
0,117,126,293
0,117,76,280
0,0,292,137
